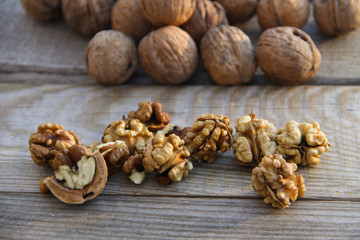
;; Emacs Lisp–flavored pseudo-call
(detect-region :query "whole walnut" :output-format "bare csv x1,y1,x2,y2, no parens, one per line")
138,26,198,85
256,27,321,85
21,0,62,22
214,0,257,24
111,0,154,43
141,0,196,26
257,0,310,30
313,0,360,35
85,30,137,85
182,0,228,44
200,25,257,85
62,0,115,36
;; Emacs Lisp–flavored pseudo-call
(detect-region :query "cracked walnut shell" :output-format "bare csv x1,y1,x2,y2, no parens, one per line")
184,113,233,163
21,0,62,22
215,0,257,24
256,27,321,85
251,154,306,209
257,0,310,30
233,113,277,166
29,123,82,167
277,121,330,166
314,0,360,35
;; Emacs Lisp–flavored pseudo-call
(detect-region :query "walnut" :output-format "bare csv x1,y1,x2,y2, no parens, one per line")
277,121,330,166
214,0,257,24
111,0,153,43
182,0,228,44
85,30,137,85
122,153,146,184
257,0,310,30
140,0,196,26
313,0,360,36
102,119,153,154
40,145,108,204
251,154,306,209
184,113,233,163
256,27,321,85
21,0,62,22
138,26,198,85
29,123,82,167
200,25,257,85
62,0,115,36
233,113,277,166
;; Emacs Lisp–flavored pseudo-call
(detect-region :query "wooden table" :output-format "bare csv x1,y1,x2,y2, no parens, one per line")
1,1,359,239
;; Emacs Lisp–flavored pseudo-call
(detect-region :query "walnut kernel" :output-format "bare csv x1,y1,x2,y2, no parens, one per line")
21,0,62,22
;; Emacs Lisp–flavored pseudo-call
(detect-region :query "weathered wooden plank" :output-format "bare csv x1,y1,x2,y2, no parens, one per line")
0,84,358,199
1,0,360,85
1,193,359,240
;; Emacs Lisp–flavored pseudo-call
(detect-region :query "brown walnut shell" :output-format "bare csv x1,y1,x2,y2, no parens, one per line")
21,0,62,22
314,0,360,35
138,26,198,85
257,0,310,30
200,25,257,85
214,0,257,24
85,30,137,85
256,27,321,85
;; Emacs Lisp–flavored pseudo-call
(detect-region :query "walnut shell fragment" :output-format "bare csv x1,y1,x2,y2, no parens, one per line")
313,0,360,35
29,123,82,167
257,0,310,30
138,26,198,85
200,25,257,85
251,154,306,209
184,113,233,163
215,0,257,24
256,27,321,85
21,0,62,22
233,113,277,166
277,121,330,166
182,0,228,44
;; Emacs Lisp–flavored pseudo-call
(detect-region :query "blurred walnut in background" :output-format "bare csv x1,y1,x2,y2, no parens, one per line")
215,0,257,24
21,0,62,22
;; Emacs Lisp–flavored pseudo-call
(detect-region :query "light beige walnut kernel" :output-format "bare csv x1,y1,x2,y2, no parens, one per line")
21,0,62,22
29,123,82,167
251,154,306,209
277,121,330,166
184,113,233,163
233,113,277,166
215,0,257,24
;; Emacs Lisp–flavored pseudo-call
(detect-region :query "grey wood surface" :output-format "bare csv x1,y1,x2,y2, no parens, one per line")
0,0,359,239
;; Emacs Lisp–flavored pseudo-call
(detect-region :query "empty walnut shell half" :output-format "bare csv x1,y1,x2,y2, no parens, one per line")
21,0,62,22
257,0,310,30
201,25,257,85
138,26,198,85
215,0,257,24
313,0,360,35
256,27,321,85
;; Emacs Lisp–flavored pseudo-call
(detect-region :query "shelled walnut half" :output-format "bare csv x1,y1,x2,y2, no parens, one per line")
184,113,233,163
251,154,306,209
40,145,108,204
233,113,277,166
277,121,330,166
29,123,82,167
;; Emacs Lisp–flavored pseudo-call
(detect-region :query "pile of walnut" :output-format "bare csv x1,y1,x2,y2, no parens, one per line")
29,101,329,208
21,0,360,86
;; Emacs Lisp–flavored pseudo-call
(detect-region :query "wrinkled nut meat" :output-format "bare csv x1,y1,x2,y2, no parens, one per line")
21,0,62,22
201,25,257,85
40,145,108,204
182,0,228,44
128,100,171,132
215,0,257,24
184,113,233,163
111,0,153,43
62,0,115,36
138,26,198,85
257,0,310,30
141,0,196,26
85,30,137,85
122,152,147,184
277,121,330,166
29,123,82,167
233,113,277,166
251,154,306,209
314,0,360,35
256,27,321,85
